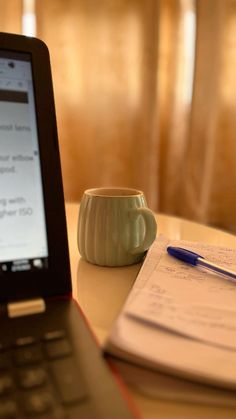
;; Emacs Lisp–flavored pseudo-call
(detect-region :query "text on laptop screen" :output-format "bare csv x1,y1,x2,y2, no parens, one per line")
0,51,48,274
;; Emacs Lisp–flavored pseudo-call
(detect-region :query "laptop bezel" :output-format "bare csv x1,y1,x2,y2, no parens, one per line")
0,33,71,302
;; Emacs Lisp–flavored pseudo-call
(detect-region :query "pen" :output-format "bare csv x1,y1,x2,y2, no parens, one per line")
167,246,236,281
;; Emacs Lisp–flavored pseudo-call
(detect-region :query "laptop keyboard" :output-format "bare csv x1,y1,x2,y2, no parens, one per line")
0,329,95,418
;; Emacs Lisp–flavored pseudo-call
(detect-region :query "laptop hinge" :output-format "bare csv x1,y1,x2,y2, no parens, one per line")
7,298,46,318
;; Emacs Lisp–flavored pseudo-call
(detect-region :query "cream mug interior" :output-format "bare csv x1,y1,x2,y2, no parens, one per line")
78,187,157,267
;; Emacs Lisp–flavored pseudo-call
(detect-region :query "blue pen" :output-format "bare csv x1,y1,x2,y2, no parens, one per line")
167,246,236,281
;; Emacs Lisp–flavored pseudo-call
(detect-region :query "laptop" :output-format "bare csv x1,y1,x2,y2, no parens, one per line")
0,32,135,419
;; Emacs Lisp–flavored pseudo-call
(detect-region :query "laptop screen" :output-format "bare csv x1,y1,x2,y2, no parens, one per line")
0,51,48,275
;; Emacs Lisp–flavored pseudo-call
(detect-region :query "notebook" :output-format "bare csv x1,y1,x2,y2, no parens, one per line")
0,32,135,419
105,236,236,406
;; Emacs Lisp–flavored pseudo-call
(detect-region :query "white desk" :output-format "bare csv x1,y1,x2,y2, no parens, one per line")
65,202,236,419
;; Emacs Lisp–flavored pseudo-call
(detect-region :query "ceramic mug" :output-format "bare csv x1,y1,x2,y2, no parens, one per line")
77,187,157,267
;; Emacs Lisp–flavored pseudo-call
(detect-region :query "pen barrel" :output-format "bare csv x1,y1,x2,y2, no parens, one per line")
197,258,236,280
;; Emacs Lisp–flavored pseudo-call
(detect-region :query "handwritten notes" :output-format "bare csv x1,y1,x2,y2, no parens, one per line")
125,237,236,351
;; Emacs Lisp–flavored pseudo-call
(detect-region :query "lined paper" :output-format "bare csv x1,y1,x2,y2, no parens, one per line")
125,237,236,351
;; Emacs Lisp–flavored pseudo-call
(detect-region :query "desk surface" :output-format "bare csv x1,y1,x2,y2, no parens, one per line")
65,203,236,419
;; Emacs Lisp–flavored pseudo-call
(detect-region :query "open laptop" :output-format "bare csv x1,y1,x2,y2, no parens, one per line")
0,32,135,419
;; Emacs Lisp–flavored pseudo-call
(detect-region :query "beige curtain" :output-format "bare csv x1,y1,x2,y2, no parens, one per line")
36,0,161,206
0,0,22,33
1,0,235,233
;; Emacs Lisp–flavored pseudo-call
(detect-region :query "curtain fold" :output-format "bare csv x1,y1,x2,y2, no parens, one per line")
156,0,196,215
33,0,236,233
182,0,236,231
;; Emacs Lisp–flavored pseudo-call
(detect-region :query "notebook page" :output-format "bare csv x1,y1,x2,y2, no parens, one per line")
125,238,236,351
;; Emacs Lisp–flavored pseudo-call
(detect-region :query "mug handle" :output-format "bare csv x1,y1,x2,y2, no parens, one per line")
128,207,157,255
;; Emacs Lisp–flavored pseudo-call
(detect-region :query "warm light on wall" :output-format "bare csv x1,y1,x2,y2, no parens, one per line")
22,0,36,37
182,6,196,104
178,0,196,105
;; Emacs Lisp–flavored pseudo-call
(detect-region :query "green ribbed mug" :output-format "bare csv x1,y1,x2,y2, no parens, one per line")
77,188,157,267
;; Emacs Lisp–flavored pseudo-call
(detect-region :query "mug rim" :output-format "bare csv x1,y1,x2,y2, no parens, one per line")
84,187,144,197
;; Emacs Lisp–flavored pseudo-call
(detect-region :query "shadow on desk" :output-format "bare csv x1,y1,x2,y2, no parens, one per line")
76,258,141,343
